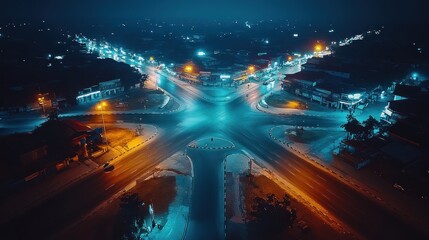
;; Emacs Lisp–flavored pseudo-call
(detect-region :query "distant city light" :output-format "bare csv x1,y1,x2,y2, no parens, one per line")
348,93,362,100
293,33,299,37
411,72,418,80
220,74,231,79
197,51,206,56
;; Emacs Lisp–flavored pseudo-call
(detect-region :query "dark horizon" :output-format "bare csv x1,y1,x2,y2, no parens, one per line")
1,0,427,29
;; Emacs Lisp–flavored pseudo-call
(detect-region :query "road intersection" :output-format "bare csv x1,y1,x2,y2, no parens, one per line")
1,52,427,240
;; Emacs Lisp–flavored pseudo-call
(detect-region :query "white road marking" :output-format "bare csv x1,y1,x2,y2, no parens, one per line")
105,184,115,191
305,182,314,189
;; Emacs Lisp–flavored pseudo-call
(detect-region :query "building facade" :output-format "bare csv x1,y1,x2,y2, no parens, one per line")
76,79,124,104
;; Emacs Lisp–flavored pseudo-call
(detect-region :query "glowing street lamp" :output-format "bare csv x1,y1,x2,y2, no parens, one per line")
97,101,108,146
248,65,255,73
149,56,154,62
184,65,193,73
314,43,323,52
38,96,46,115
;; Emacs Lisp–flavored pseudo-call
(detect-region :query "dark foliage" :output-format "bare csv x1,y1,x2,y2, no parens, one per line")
249,193,297,237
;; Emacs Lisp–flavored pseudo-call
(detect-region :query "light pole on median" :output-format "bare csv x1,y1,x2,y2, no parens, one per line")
97,101,108,148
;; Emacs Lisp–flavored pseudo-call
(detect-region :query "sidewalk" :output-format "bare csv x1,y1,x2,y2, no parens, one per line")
0,123,159,225
93,123,158,164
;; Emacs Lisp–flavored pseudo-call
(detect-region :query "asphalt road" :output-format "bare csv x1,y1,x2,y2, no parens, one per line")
185,148,231,240
1,55,428,239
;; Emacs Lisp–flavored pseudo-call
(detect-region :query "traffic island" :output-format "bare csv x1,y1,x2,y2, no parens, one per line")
59,88,183,117
185,137,235,239
269,125,344,163
239,173,348,240
224,153,347,239
187,137,235,150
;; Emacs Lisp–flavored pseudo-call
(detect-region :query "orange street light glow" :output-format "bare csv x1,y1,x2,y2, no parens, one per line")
185,65,193,72
248,65,255,72
97,101,107,110
314,44,323,52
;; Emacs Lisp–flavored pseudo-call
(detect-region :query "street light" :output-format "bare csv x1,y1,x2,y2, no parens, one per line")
248,65,255,73
38,96,46,115
97,101,108,147
184,65,193,73
314,43,323,52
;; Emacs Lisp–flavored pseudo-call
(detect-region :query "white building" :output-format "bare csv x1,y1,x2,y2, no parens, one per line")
76,79,124,104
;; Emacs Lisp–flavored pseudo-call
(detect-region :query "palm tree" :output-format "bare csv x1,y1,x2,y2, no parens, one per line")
341,112,365,140
363,115,380,139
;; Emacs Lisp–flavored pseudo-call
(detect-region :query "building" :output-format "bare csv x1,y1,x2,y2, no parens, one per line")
303,57,351,79
282,71,366,110
0,120,101,189
380,81,429,124
76,85,101,103
99,79,124,97
76,79,124,103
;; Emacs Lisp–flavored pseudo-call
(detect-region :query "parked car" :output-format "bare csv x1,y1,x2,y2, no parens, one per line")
393,183,405,192
103,162,114,172
297,220,310,232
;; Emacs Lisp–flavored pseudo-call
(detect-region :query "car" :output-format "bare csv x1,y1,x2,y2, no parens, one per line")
393,183,405,192
297,220,310,232
103,162,114,172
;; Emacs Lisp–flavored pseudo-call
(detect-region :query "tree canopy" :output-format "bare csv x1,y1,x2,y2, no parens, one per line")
249,193,297,236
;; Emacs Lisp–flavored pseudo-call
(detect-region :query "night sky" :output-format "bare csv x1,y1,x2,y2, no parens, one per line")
1,0,426,27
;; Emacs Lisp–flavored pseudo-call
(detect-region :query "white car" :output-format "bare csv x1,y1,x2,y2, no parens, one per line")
393,183,405,192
